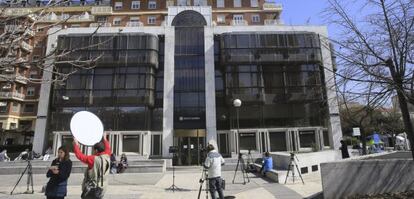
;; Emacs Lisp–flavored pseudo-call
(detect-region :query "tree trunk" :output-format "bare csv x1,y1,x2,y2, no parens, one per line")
395,90,414,160
360,127,367,155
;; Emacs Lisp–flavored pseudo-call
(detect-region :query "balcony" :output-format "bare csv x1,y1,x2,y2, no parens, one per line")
167,0,175,7
4,25,24,33
0,92,25,101
126,21,144,27
20,41,33,53
264,19,284,25
231,20,248,26
39,13,94,23
91,6,113,15
263,3,283,11
0,74,28,84
90,23,112,27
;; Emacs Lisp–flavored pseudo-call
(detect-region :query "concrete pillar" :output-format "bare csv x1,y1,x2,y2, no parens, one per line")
162,26,175,158
320,31,343,150
33,28,60,154
204,26,217,144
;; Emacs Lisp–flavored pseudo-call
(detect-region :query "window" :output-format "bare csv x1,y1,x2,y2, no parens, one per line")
194,0,207,6
29,71,37,79
177,0,187,6
148,1,156,9
234,0,241,7
0,102,7,113
131,1,140,9
252,14,260,23
250,0,258,7
130,17,140,22
97,16,107,23
10,123,16,130
27,87,35,96
11,102,20,113
217,15,226,23
123,135,140,153
233,14,244,21
24,104,34,113
114,2,122,10
217,0,224,7
113,17,121,26
148,16,156,24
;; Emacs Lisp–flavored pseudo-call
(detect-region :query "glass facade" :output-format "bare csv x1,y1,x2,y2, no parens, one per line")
216,33,329,130
51,34,162,132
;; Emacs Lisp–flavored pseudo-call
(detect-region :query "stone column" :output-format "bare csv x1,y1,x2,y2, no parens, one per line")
33,28,61,154
162,26,175,158
320,30,343,150
204,27,217,144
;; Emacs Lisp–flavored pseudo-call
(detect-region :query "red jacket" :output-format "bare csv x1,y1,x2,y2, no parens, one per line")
73,139,111,169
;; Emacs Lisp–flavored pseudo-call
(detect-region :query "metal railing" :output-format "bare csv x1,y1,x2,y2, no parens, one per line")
0,92,25,100
126,21,144,27
91,6,113,15
263,3,283,11
264,19,284,25
89,22,112,27
231,20,248,26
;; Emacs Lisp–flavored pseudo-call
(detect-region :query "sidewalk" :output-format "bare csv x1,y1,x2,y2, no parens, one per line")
0,169,322,199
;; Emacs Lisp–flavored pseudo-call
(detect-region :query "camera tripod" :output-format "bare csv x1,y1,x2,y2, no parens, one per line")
197,169,209,199
11,159,34,195
166,153,183,192
284,153,304,184
232,153,250,185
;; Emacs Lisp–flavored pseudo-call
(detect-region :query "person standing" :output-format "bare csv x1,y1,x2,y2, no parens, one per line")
340,140,350,159
260,152,273,177
73,133,111,199
45,146,72,199
204,144,225,199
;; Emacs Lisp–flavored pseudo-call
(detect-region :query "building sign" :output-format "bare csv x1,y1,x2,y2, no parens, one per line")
179,116,201,121
352,127,361,136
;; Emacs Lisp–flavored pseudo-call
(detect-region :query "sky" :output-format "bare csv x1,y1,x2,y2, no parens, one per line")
276,0,340,38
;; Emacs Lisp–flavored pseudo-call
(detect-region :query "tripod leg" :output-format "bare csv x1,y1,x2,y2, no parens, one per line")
294,163,305,184
284,162,292,184
232,158,240,184
10,163,29,195
30,165,34,193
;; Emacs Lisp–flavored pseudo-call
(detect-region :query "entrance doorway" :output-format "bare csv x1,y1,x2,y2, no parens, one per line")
174,129,206,166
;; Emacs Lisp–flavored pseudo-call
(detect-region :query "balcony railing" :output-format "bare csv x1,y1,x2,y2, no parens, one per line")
0,92,25,101
39,14,94,22
91,6,113,15
4,25,35,37
264,19,284,25
20,41,33,53
126,21,144,27
0,74,28,84
89,23,112,27
263,3,283,11
231,20,248,26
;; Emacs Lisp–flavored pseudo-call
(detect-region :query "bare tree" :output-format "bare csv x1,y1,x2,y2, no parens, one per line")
0,0,108,84
324,0,414,158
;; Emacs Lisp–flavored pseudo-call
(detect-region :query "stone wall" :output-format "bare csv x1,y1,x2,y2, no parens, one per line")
321,160,414,199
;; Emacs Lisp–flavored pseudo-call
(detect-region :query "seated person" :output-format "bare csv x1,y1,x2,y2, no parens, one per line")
117,153,128,173
110,153,117,174
260,152,273,177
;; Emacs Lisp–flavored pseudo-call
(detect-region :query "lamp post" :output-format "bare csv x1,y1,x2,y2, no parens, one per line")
233,99,242,153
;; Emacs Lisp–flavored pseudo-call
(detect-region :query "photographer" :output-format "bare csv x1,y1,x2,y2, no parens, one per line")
204,144,225,199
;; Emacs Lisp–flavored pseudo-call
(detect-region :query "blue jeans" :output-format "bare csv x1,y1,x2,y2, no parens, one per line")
208,177,224,199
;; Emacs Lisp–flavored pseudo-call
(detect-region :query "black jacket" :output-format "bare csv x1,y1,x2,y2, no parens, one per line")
45,158,72,197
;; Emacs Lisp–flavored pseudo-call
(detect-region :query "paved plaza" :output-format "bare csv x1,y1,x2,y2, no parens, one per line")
0,169,322,199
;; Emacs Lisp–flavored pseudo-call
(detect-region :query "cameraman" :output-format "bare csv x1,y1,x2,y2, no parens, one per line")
204,144,225,199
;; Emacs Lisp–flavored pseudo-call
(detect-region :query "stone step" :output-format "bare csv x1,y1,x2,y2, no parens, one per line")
0,159,166,175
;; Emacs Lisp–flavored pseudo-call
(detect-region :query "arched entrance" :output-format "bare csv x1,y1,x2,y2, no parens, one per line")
172,11,207,165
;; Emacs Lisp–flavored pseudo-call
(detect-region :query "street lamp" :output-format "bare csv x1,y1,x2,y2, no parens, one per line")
233,99,242,153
